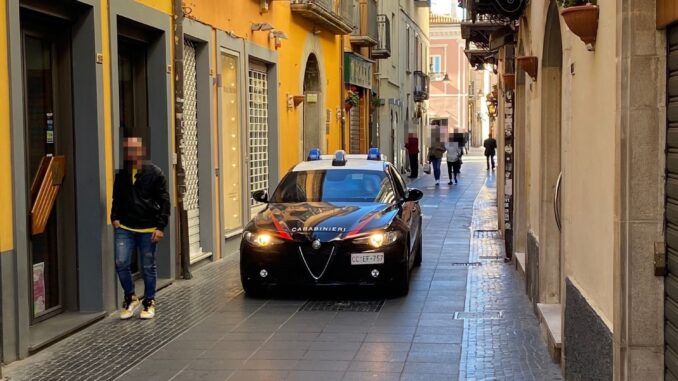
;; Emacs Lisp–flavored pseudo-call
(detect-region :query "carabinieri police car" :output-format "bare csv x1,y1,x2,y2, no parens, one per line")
240,148,424,296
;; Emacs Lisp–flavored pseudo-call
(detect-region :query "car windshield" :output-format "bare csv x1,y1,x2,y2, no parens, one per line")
270,170,397,203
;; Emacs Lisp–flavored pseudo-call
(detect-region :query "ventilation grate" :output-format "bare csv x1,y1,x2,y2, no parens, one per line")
451,262,482,267
454,311,503,320
473,230,501,238
298,299,385,312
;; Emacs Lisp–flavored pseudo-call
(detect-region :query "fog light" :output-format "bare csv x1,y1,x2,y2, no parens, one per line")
259,269,268,278
371,269,380,278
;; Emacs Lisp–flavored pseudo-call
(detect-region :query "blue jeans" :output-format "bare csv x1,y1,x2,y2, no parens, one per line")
115,228,157,300
431,158,442,181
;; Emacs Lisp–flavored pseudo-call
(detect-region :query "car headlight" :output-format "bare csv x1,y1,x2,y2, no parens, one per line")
354,231,400,248
244,231,284,247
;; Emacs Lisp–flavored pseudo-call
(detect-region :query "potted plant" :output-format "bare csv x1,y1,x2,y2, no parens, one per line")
345,86,360,111
516,56,538,80
558,0,599,49
503,73,516,91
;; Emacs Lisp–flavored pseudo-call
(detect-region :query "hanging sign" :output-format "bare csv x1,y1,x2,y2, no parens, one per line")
344,53,373,90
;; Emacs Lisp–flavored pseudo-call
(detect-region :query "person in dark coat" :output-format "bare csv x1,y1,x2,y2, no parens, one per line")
111,137,170,320
427,142,446,186
447,142,463,185
483,134,497,170
405,134,420,178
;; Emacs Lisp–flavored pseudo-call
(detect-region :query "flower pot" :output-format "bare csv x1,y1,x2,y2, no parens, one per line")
516,56,538,80
560,4,599,48
344,102,353,111
502,74,515,91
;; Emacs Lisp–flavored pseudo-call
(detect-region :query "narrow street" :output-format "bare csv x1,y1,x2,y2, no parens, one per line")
3,154,560,381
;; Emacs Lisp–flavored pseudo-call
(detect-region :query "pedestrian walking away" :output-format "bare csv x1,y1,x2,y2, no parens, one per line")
111,137,170,320
484,134,497,170
447,142,463,185
428,141,446,186
405,134,420,178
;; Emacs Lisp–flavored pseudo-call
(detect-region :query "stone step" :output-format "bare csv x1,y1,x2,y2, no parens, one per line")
537,303,562,364
514,251,526,278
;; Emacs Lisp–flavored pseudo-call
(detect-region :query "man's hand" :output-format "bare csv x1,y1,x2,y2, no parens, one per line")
151,230,164,243
113,220,121,229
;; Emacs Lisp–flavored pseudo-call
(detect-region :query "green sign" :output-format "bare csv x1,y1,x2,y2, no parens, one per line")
344,53,372,90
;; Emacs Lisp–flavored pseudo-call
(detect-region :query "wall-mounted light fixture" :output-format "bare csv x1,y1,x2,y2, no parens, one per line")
430,71,450,82
251,23,274,32
260,0,269,13
269,30,288,49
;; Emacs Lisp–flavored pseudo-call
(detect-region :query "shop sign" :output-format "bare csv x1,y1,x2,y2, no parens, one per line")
344,53,372,90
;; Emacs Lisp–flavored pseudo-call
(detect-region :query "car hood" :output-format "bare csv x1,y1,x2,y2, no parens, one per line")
252,202,398,241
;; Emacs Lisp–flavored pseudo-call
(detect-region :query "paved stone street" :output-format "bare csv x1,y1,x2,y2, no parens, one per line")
3,154,561,381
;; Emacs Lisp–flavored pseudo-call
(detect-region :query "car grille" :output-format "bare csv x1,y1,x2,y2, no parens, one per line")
298,243,335,280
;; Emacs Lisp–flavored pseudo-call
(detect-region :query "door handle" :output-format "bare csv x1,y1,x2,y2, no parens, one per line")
554,171,562,231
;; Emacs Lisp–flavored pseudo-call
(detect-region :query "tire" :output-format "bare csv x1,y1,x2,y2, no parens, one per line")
393,246,410,296
241,276,266,298
413,229,423,267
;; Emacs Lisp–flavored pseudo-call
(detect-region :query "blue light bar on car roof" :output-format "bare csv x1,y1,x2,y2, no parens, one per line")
307,148,321,161
367,147,380,160
332,150,347,166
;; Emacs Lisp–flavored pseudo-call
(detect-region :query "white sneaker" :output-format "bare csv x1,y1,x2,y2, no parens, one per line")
140,299,156,319
120,295,140,320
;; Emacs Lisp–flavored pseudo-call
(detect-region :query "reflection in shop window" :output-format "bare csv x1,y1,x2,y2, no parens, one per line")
221,53,242,232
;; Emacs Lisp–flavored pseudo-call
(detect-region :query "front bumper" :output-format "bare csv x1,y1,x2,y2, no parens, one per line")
240,240,407,288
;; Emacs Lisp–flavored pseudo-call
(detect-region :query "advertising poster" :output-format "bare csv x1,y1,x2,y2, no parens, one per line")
33,262,46,314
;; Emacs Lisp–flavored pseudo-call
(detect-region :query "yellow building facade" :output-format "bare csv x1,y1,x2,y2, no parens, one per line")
0,0,353,364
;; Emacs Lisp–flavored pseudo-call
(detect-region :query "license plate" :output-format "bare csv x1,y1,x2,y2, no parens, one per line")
351,253,384,265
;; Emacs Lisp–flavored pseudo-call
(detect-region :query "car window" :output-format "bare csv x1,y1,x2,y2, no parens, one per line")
388,165,407,198
270,170,397,203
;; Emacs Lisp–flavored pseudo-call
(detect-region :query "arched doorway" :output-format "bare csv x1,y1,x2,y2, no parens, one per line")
303,54,321,155
539,0,563,305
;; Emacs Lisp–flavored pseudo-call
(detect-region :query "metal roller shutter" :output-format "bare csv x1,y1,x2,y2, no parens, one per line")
248,63,269,215
182,40,209,264
349,105,360,154
667,24,678,380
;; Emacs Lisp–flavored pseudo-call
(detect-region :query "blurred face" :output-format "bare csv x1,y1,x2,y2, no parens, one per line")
123,137,145,168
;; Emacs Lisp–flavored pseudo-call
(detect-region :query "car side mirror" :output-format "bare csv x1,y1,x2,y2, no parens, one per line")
252,190,268,203
405,188,423,202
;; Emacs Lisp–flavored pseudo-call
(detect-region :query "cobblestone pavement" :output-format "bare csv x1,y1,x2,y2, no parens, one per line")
3,153,561,381
460,179,563,380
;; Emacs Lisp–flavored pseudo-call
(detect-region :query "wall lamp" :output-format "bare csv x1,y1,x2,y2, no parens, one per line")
251,23,274,32
269,30,288,49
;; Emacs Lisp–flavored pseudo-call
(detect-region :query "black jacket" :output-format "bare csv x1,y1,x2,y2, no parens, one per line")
111,163,170,231
484,138,497,156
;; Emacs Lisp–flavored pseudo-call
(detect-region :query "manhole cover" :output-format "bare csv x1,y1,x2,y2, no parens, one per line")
473,230,501,238
454,311,503,320
479,256,502,260
451,262,482,267
299,300,385,312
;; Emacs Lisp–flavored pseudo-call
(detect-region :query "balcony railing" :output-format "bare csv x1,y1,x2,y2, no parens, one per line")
413,71,430,102
350,0,378,47
372,14,391,59
291,0,353,35
458,0,526,21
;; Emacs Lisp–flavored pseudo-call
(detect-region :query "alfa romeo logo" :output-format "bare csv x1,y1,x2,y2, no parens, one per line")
312,239,321,250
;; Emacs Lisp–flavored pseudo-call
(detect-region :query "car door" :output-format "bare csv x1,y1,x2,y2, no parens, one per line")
387,166,418,253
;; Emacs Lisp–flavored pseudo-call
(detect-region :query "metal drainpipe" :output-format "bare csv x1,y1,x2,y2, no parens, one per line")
172,0,192,280
340,33,346,151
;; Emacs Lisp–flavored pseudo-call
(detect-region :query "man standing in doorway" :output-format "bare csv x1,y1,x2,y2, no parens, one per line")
484,134,497,170
111,137,170,320
405,134,420,178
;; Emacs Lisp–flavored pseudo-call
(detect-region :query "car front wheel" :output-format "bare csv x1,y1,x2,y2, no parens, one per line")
392,246,410,296
241,276,266,298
